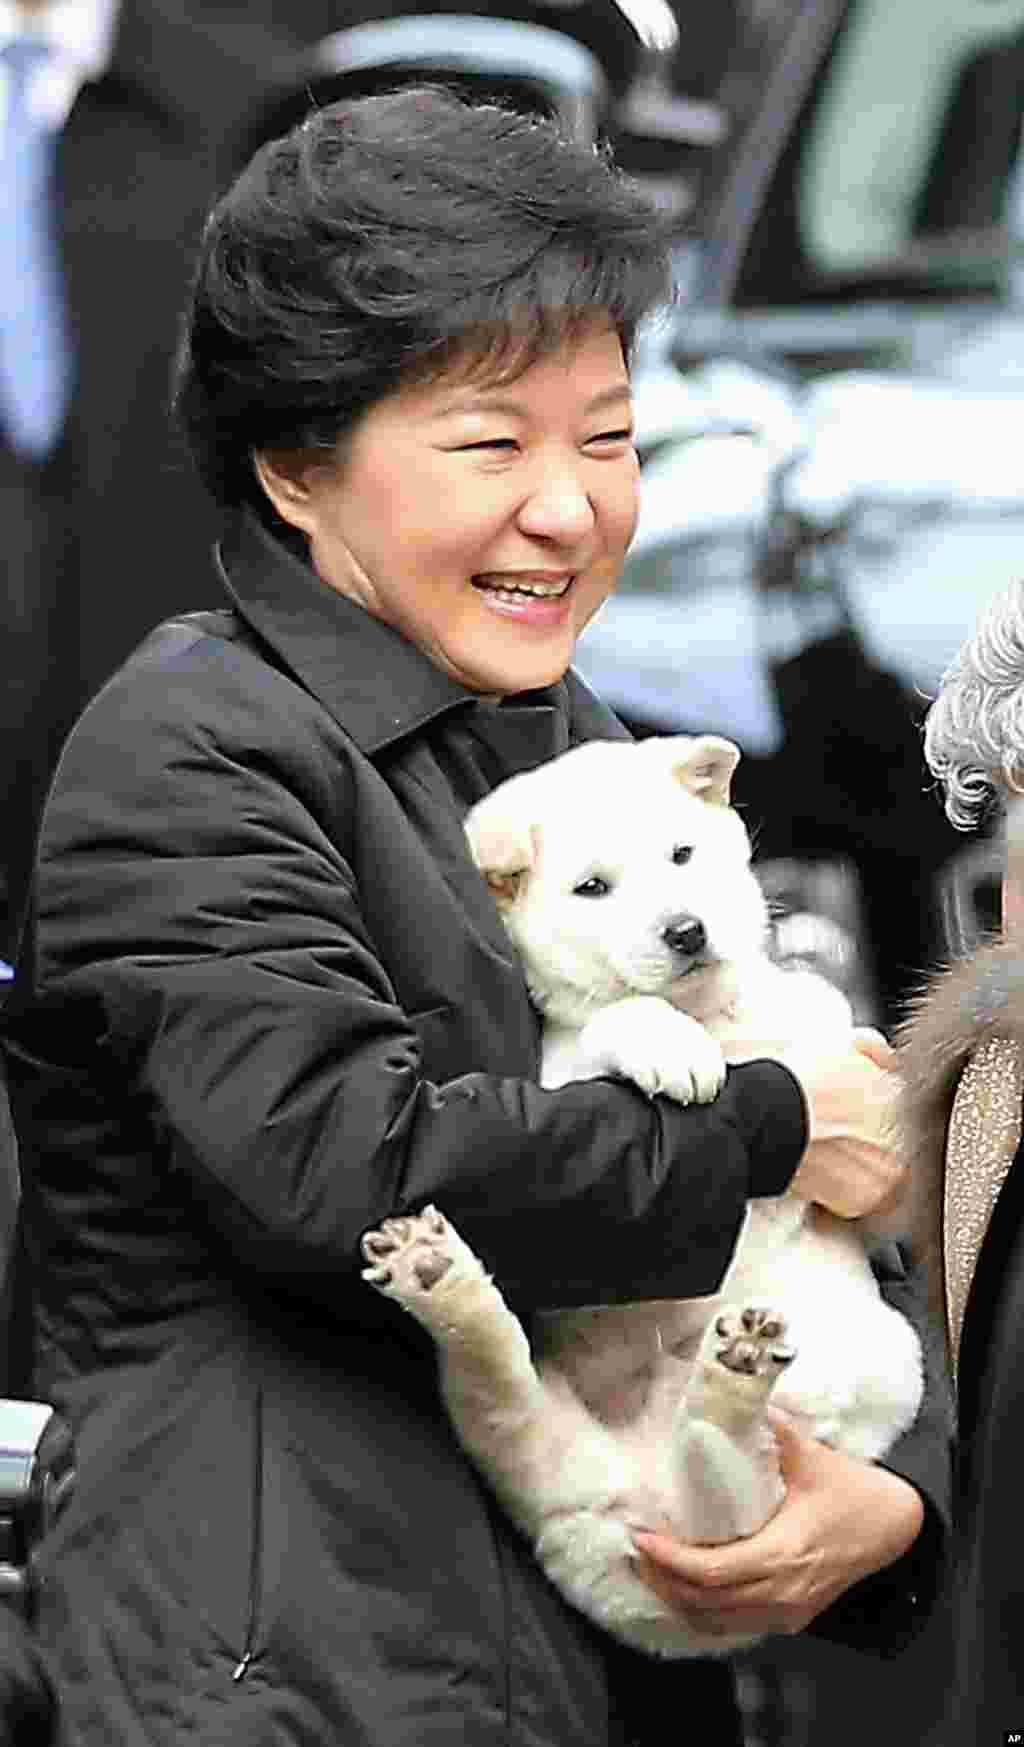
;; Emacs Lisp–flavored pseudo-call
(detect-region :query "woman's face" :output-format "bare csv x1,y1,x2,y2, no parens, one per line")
257,320,639,696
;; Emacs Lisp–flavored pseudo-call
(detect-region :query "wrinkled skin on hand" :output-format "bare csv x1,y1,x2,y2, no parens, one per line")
630,1411,924,1640
722,1027,905,1219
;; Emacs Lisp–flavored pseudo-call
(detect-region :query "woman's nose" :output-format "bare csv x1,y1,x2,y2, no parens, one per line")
516,468,595,542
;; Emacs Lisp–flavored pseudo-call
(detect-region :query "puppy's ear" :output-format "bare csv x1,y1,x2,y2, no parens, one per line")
662,735,741,806
464,801,539,909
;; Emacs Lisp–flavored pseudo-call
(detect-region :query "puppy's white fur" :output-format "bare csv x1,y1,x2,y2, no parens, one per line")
362,736,923,1658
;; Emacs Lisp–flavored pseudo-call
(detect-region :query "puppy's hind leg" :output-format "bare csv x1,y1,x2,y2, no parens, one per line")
674,1307,795,1543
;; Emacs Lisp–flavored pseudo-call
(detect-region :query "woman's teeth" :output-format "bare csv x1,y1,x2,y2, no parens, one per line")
474,576,572,600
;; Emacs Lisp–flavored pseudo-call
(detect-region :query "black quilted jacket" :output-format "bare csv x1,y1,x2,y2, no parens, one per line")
1,513,947,1745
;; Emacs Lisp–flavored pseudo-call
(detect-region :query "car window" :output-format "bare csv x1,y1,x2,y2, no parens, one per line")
799,0,1024,283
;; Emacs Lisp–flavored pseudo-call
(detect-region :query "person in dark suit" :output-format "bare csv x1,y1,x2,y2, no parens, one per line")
899,577,1024,1742
0,0,338,967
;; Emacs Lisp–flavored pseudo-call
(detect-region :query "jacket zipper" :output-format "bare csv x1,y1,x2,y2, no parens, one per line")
232,1387,264,1682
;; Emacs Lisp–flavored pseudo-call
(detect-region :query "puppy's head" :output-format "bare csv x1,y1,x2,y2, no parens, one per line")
464,735,768,1027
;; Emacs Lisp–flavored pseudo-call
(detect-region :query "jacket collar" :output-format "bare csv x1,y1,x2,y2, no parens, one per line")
900,938,1024,1331
215,508,572,760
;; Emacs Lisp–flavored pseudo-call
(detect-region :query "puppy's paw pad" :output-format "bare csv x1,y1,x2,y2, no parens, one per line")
361,1207,479,1301
713,1305,796,1377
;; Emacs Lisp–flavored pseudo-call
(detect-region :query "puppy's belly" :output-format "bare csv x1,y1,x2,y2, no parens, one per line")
534,1362,686,1530
535,1347,780,1541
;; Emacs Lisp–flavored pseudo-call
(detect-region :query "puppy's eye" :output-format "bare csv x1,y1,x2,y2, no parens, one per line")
572,875,612,898
671,845,694,866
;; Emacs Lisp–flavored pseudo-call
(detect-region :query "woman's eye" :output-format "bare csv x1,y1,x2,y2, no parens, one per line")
587,428,634,446
458,438,518,452
572,875,612,898
671,845,694,866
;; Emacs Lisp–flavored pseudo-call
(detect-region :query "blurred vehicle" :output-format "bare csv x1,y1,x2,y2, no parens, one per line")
570,0,1024,1021
239,0,710,194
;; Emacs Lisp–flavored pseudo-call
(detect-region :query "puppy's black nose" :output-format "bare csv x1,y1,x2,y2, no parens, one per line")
663,917,707,958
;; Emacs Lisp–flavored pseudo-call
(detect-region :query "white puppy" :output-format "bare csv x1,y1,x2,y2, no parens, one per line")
361,736,923,1658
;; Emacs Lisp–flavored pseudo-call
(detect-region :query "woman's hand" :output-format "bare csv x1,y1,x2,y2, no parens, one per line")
723,1027,904,1218
630,1412,924,1640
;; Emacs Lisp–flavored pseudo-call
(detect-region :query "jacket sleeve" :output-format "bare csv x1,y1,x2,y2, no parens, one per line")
15,653,808,1317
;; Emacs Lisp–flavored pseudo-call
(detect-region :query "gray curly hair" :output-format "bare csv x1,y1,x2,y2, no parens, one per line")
924,579,1024,828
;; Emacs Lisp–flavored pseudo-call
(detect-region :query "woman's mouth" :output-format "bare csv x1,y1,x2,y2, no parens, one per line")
472,573,575,621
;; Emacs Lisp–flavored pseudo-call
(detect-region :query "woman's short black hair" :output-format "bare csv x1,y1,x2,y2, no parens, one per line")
173,84,676,515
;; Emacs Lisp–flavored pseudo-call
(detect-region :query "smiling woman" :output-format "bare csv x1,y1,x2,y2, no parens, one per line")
0,85,950,1747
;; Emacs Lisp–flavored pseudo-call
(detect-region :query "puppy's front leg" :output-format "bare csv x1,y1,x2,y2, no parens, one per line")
362,1207,538,1398
575,996,726,1105
362,1209,559,1509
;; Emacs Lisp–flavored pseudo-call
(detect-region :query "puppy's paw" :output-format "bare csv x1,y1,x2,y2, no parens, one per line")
579,998,726,1106
668,1026,729,1104
711,1305,796,1381
361,1206,485,1305
686,1304,797,1429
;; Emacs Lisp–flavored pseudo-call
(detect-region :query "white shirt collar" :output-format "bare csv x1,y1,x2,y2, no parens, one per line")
0,0,121,129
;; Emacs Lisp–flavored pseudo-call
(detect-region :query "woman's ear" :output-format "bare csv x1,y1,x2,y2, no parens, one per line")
252,449,321,536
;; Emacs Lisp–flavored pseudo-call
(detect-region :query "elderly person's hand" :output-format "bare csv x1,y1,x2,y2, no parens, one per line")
719,1027,903,1219
630,1411,924,1640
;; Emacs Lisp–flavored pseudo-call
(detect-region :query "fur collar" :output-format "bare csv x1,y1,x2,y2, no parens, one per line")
898,937,1024,1321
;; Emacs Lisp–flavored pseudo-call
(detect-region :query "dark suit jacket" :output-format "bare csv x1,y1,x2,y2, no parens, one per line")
900,940,1024,1741
0,0,336,961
